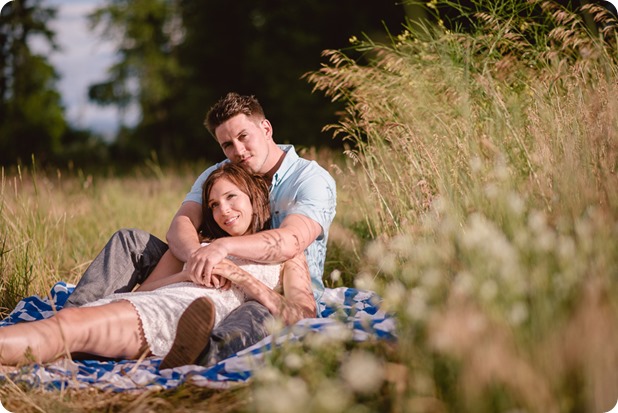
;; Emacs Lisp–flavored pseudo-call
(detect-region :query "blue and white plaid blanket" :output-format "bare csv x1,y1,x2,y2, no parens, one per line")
0,282,395,392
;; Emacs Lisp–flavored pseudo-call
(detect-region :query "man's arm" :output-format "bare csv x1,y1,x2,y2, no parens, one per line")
166,201,203,263
184,214,321,286
213,253,316,324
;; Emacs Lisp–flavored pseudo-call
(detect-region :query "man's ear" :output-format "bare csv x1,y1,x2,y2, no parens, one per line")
261,119,273,140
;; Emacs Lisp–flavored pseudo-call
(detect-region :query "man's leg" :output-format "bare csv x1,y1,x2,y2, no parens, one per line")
160,300,273,369
65,228,168,307
196,300,273,367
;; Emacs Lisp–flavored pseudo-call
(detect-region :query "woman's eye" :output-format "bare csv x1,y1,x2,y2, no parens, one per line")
209,202,218,209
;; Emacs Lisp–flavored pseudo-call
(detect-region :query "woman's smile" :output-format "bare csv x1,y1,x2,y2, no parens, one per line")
208,178,253,236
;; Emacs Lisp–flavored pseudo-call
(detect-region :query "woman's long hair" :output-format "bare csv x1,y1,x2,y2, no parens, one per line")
199,163,271,240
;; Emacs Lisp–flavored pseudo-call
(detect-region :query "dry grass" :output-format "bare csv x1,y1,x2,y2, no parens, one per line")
2,1,618,411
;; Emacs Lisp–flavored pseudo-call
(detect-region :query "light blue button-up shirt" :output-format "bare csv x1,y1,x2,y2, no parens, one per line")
184,145,337,302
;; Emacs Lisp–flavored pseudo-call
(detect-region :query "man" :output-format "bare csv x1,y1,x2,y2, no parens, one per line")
66,92,337,367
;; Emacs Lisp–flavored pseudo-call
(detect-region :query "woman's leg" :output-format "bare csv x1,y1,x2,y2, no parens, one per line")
0,301,148,365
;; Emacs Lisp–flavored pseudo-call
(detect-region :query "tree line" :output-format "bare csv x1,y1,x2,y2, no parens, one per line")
1,0,612,168
0,0,407,168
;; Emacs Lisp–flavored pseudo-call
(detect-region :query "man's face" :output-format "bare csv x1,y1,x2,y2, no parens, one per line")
215,114,272,174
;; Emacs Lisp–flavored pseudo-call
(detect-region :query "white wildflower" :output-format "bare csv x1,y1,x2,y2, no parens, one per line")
509,301,529,325
284,353,304,371
391,234,413,255
265,317,285,336
340,351,385,394
379,253,398,275
314,380,353,413
452,271,474,296
355,272,376,291
420,268,443,290
330,269,341,283
506,191,525,216
470,156,483,173
528,210,547,231
254,378,310,413
383,281,406,308
365,240,387,264
406,288,428,321
254,366,281,383
484,183,499,199
480,279,498,302
557,235,575,262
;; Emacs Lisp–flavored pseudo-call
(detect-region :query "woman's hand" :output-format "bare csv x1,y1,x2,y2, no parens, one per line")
211,258,247,286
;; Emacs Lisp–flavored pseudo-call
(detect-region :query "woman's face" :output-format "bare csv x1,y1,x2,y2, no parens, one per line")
207,177,253,236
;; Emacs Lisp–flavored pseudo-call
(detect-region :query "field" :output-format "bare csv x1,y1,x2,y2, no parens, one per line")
2,1,618,412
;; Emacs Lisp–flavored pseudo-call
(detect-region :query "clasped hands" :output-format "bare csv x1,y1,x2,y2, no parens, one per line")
183,241,244,290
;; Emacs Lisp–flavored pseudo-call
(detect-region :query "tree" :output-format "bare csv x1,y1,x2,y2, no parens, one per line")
0,0,67,165
88,0,407,163
88,0,186,163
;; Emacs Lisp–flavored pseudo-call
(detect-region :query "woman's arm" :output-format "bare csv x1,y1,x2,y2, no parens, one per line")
135,251,191,292
213,253,316,325
135,271,191,292
136,249,185,290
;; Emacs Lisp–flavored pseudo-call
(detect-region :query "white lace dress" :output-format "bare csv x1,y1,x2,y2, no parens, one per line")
81,256,282,357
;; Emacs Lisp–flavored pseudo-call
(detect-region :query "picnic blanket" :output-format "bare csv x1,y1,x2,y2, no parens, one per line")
0,282,396,392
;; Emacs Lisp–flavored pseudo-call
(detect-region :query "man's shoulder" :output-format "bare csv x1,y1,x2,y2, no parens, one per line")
290,155,334,183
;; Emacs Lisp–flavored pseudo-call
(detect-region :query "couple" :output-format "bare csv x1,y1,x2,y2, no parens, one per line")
0,93,337,368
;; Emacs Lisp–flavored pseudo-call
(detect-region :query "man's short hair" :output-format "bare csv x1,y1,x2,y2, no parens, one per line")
204,92,265,136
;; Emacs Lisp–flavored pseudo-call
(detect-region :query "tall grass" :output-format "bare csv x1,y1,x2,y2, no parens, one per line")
250,1,618,412
0,160,193,316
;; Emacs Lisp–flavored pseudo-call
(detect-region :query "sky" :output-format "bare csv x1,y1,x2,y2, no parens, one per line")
31,0,138,140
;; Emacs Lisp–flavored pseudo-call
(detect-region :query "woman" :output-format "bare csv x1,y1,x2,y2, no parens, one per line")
0,164,315,367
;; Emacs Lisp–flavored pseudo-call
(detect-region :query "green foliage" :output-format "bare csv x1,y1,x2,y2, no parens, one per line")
87,0,187,163
0,0,67,165
85,0,408,164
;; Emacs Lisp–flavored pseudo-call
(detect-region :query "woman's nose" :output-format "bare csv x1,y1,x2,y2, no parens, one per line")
220,202,231,214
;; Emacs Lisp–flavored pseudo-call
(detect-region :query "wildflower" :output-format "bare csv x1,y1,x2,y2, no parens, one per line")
365,239,387,264
383,281,406,309
314,380,353,413
330,269,341,283
340,350,385,394
406,288,428,321
355,272,376,291
509,301,528,325
480,279,498,302
284,353,304,371
254,377,310,413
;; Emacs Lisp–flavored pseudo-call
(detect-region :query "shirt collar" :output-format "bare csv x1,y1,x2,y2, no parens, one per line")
272,144,298,187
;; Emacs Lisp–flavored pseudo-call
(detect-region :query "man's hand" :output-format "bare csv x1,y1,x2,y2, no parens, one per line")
185,240,230,288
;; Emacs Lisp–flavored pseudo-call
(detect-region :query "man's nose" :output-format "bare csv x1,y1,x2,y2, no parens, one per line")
232,141,245,157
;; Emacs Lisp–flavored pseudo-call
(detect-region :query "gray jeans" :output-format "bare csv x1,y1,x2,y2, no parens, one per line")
65,228,273,366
